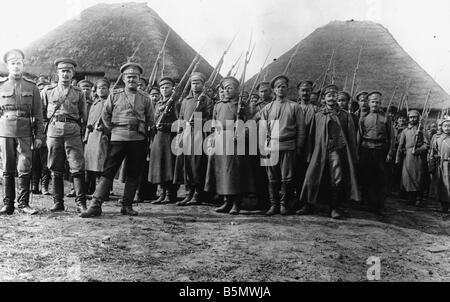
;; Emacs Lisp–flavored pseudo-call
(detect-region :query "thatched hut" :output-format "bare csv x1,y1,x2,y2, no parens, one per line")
0,2,214,84
247,20,450,111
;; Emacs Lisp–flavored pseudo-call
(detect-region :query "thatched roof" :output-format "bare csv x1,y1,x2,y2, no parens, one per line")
247,20,449,110
1,2,214,81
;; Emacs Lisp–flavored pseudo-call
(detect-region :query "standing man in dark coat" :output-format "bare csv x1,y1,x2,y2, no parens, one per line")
298,84,360,219
395,110,429,206
204,76,255,215
358,91,395,215
259,75,306,215
173,72,213,206
83,79,110,195
81,62,154,217
42,58,87,213
149,77,179,204
0,49,44,215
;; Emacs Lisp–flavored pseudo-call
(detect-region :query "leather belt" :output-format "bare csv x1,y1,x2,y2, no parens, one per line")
53,115,78,123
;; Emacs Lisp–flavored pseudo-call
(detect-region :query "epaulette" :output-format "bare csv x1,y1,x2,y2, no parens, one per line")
0,76,8,83
137,89,149,97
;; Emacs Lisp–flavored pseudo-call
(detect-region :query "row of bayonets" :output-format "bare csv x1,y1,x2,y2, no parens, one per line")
114,31,439,130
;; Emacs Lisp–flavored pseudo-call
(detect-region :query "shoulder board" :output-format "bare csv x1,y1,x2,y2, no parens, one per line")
137,89,149,97
22,77,36,84
0,76,8,83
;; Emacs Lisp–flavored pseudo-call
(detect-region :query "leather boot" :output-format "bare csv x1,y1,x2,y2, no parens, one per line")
176,185,194,206
229,196,241,215
41,172,51,195
50,173,65,212
151,186,166,204
73,175,87,213
215,196,233,213
280,182,291,216
265,182,280,216
161,183,177,204
17,176,38,215
185,185,202,205
31,177,41,194
120,179,139,216
80,177,112,218
0,176,16,215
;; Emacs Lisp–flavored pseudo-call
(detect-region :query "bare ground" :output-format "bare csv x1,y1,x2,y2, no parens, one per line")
0,181,449,282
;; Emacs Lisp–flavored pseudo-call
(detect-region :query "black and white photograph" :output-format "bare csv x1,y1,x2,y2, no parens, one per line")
0,0,449,286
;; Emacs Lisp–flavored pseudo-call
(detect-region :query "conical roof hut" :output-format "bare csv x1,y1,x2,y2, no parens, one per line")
0,2,214,83
247,20,449,110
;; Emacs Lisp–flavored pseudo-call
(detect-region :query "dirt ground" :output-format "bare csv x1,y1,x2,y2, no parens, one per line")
0,180,449,282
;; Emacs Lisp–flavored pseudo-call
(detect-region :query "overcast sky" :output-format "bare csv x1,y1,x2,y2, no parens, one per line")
0,0,449,93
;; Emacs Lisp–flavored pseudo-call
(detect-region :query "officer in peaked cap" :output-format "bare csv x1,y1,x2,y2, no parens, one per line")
0,49,44,215
41,57,88,213
82,61,154,218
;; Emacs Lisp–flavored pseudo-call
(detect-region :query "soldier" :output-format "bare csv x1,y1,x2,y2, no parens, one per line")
395,110,429,206
148,86,161,107
31,77,51,195
149,77,179,204
429,118,450,213
247,81,274,210
358,91,395,215
204,77,255,214
81,62,154,217
42,58,86,212
428,119,444,202
298,84,360,219
173,72,213,206
78,80,94,120
138,78,148,91
309,91,319,108
64,79,93,198
250,82,272,119
83,78,110,195
392,114,408,195
354,91,369,121
260,75,306,215
337,91,358,129
0,49,44,215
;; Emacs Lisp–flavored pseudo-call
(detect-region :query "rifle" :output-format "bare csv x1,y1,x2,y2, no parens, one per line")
317,49,335,104
248,48,271,101
147,30,171,92
234,34,254,140
283,42,301,76
350,45,363,98
386,86,398,114
155,54,200,128
343,74,348,91
398,80,411,111
412,88,432,154
187,37,239,125
226,52,243,77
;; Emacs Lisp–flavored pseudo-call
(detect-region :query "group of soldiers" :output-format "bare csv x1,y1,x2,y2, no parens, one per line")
0,48,449,220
